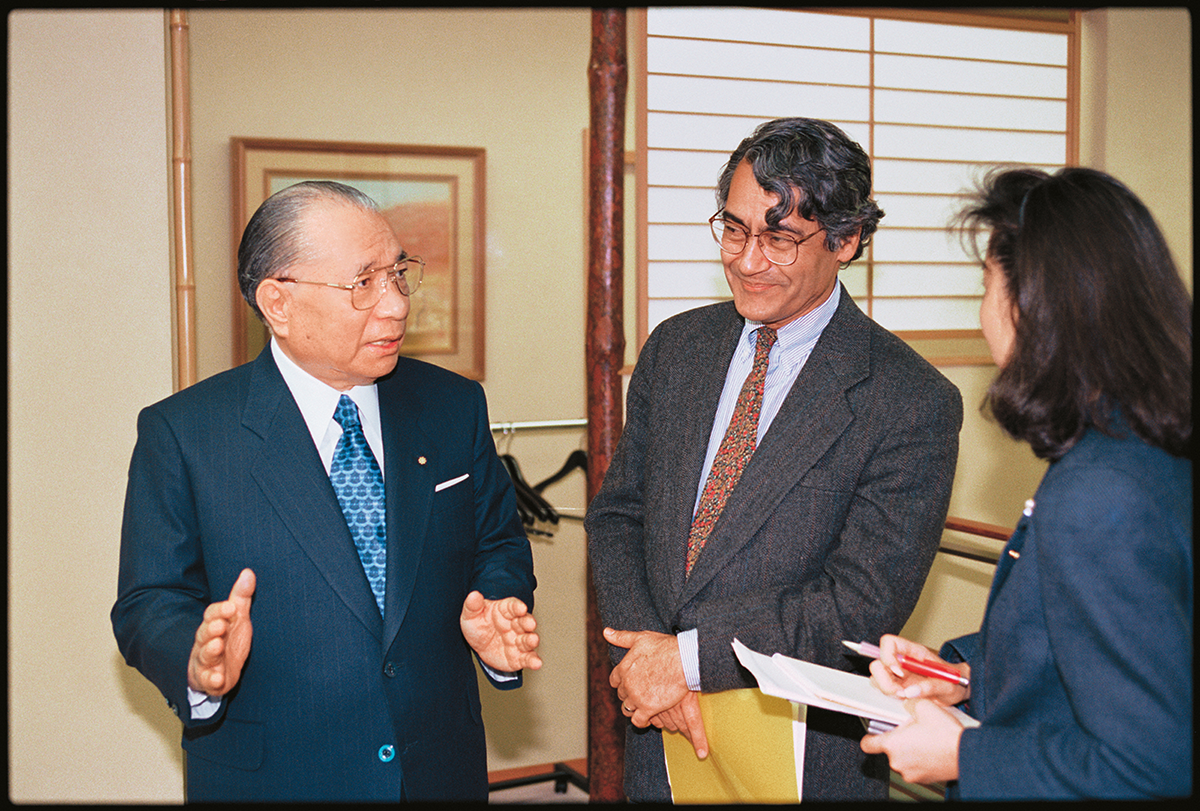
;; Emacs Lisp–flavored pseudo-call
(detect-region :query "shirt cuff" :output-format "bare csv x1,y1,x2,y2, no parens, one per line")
481,662,519,683
677,628,702,691
187,686,222,720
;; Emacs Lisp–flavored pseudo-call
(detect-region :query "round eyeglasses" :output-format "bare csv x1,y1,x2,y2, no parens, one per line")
277,256,424,310
709,215,823,267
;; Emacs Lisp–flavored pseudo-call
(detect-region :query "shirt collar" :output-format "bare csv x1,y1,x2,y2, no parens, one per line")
270,338,380,442
740,282,840,362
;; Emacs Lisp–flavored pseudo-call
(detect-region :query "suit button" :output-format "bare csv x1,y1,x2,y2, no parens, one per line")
378,744,395,762
383,661,396,677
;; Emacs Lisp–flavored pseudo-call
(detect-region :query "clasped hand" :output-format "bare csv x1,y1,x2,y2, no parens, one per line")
459,590,542,673
859,634,969,784
604,628,708,759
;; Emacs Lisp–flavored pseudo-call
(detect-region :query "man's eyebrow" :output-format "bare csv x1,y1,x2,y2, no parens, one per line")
355,251,408,276
722,210,804,235
768,222,806,236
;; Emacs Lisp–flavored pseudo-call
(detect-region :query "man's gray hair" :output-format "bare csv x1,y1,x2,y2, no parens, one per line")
237,180,380,321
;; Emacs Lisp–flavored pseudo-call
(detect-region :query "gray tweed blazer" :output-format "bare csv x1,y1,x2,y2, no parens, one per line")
586,289,962,801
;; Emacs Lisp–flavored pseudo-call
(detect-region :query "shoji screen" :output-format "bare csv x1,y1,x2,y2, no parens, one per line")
639,8,1076,349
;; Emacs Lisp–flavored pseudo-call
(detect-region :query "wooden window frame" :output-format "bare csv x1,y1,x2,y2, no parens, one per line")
632,7,1081,365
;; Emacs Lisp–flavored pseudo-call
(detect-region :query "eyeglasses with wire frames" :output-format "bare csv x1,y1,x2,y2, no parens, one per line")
276,256,425,310
709,214,824,267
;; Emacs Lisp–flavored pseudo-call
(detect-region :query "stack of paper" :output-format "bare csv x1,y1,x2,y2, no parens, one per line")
732,639,978,733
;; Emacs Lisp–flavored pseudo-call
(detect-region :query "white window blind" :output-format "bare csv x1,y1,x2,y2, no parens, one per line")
639,7,1076,346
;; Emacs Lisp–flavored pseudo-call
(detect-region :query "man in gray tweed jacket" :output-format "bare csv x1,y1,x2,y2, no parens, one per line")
586,118,962,801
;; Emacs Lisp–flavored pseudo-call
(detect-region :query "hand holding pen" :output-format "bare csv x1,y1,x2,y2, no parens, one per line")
845,635,971,706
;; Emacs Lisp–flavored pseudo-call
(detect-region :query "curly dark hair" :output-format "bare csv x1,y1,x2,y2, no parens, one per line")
715,118,883,263
955,166,1192,460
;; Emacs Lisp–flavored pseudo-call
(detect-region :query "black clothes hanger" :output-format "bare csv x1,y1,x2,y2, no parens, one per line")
499,454,535,524
500,454,537,528
499,454,559,526
534,449,588,492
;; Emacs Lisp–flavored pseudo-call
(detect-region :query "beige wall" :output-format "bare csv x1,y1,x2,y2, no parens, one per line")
8,8,1190,802
1080,7,1192,293
8,9,179,802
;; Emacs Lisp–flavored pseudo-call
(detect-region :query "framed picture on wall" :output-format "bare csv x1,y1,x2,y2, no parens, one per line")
231,137,486,380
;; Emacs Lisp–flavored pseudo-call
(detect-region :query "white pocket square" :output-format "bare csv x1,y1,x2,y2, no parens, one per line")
434,473,470,492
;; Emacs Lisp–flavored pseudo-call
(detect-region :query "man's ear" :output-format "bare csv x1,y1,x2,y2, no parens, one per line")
256,280,289,338
835,229,861,265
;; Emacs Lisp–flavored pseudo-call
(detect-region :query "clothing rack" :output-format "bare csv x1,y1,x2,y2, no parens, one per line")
490,418,587,433
491,419,589,530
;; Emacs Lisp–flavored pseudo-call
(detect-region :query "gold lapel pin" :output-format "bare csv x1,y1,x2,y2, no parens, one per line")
417,456,427,465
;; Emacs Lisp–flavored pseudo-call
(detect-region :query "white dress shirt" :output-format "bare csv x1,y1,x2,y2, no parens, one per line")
272,339,385,476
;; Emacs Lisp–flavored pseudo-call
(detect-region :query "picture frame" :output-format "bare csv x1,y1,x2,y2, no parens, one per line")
231,137,486,379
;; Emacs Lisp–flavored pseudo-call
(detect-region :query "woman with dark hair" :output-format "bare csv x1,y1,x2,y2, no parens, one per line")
860,166,1192,799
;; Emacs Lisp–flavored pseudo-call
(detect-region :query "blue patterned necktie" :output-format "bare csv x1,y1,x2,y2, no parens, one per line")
330,394,387,615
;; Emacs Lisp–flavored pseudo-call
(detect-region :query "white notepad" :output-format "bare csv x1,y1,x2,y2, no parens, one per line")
732,638,979,732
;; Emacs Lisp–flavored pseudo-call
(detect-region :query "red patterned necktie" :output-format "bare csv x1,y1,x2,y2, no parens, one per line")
685,326,777,576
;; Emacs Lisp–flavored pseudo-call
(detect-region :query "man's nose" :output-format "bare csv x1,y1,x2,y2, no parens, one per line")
373,276,410,319
736,235,772,274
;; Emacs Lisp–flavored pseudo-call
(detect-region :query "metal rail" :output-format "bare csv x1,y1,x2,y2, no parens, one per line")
939,516,1011,565
490,418,587,433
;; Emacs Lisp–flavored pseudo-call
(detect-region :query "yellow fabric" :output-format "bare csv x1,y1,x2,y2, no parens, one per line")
663,688,805,804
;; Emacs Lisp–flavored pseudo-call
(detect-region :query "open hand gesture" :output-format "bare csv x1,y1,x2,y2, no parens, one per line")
188,568,255,696
459,591,542,673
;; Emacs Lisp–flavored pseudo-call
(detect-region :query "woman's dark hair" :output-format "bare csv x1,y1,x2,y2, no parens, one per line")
955,166,1192,460
715,118,883,263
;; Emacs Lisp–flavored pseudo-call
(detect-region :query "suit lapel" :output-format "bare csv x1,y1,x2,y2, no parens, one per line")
654,305,746,607
242,350,384,641
986,516,1028,608
680,290,871,603
378,369,434,653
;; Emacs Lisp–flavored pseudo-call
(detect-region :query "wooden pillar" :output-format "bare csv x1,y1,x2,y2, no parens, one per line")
169,9,198,390
585,7,628,803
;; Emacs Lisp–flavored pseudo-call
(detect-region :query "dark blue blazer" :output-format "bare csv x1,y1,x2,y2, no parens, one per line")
942,426,1192,799
112,348,535,801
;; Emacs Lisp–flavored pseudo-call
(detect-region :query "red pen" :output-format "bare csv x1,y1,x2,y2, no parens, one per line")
843,640,970,688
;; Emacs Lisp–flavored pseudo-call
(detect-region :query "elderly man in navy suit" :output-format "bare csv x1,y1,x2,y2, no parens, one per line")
586,118,962,801
113,181,540,802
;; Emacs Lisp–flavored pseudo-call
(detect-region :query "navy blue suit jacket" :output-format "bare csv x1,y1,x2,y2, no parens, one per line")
942,426,1191,799
112,349,535,801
